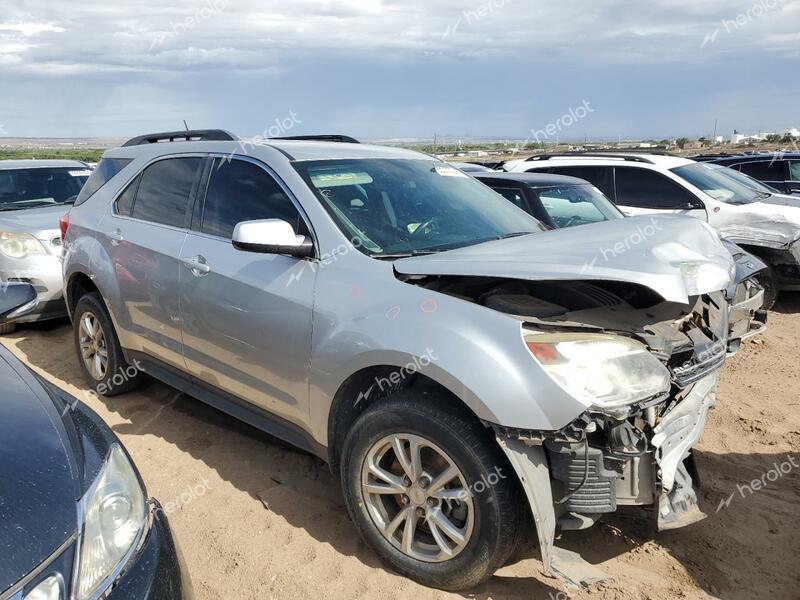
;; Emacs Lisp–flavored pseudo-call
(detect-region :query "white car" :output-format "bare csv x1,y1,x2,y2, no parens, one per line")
506,153,800,303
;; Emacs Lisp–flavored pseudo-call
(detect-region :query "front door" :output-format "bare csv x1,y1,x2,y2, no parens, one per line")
612,167,708,221
178,157,315,426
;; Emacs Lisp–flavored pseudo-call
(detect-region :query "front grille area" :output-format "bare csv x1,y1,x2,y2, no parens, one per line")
669,292,729,387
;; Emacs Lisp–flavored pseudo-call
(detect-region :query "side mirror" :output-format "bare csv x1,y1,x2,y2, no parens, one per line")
0,283,38,324
232,219,314,258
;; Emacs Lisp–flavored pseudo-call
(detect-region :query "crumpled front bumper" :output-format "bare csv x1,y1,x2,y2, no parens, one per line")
496,373,719,588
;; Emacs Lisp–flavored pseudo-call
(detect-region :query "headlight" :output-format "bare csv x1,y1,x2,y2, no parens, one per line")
0,231,47,258
24,575,63,600
75,444,147,600
523,331,671,414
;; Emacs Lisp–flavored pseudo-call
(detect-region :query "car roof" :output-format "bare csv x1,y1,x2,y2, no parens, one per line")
0,159,90,170
475,172,592,187
522,153,695,169
104,139,428,163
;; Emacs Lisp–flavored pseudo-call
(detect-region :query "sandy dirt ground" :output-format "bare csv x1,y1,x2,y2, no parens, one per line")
3,295,799,600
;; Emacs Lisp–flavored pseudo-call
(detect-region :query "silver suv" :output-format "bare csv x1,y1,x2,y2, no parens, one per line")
63,130,737,590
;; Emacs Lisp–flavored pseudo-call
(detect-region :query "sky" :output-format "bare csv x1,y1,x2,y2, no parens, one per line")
0,0,798,140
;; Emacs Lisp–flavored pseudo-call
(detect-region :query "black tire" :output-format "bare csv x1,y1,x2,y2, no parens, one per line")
0,323,16,335
340,390,524,591
755,266,778,311
72,292,142,396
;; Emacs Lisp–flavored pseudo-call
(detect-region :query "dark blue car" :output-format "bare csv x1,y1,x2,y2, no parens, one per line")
0,284,190,600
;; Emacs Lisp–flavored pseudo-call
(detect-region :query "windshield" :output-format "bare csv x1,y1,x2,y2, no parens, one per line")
671,163,763,205
294,159,546,257
0,167,90,211
709,164,780,194
533,184,623,228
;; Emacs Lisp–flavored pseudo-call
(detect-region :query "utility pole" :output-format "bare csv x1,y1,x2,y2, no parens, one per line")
713,118,718,140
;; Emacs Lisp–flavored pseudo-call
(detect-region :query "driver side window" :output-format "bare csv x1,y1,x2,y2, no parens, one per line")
201,158,306,239
614,168,698,209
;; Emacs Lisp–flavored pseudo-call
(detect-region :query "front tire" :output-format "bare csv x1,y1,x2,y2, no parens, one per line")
755,266,778,310
340,390,523,591
72,292,142,396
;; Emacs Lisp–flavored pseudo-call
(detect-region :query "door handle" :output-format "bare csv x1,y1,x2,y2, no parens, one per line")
107,229,124,246
181,255,211,276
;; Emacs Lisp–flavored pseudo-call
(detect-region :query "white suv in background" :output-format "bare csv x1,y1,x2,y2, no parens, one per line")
506,153,800,301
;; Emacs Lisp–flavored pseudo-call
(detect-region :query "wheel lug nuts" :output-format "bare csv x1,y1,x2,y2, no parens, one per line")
401,495,409,505
403,477,411,486
419,476,430,489
427,498,436,507
416,508,425,517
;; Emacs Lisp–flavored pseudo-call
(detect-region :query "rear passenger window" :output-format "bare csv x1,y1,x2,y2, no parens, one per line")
115,174,140,216
131,158,201,228
201,159,304,239
737,160,785,181
544,166,614,199
614,168,695,209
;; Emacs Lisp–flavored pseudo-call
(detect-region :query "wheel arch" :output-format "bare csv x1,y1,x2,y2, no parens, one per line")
326,366,485,474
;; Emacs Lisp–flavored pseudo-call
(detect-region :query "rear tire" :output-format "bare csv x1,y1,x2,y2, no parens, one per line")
72,292,142,396
340,390,523,591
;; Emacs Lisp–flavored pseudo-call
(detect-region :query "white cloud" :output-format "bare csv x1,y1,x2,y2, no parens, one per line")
0,0,796,76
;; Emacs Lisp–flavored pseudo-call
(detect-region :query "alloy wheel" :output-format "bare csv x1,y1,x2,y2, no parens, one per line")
79,311,108,380
361,433,475,563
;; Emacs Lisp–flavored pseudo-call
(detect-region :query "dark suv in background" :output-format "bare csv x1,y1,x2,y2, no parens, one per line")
695,152,800,195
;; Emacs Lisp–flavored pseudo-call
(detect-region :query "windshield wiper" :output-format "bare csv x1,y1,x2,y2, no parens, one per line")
496,231,534,240
373,249,440,260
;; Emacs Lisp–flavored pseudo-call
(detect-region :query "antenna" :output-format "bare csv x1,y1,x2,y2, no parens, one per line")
183,120,189,132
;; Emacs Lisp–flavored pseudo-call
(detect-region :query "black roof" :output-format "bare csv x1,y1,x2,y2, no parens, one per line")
474,172,592,188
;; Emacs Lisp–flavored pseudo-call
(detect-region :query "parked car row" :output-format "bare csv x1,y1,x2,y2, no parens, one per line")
503,151,800,306
0,132,784,597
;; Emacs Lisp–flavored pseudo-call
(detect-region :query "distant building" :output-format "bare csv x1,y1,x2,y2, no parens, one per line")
714,135,724,144
786,128,800,138
684,141,704,150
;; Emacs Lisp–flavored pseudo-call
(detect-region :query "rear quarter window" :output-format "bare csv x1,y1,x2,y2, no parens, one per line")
74,158,133,206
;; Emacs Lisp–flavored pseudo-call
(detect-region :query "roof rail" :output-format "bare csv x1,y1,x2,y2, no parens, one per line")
122,129,238,147
270,134,360,144
526,152,656,164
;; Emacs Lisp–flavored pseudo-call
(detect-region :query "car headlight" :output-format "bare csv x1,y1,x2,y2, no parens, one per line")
24,575,63,600
75,444,147,600
523,331,671,414
0,231,47,259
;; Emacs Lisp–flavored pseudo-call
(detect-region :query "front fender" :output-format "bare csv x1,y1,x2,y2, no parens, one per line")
308,258,589,447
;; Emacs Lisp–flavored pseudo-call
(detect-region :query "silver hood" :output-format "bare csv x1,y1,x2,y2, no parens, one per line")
0,205,67,240
395,215,735,305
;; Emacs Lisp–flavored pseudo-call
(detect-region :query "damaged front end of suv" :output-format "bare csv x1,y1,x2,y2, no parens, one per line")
393,216,738,587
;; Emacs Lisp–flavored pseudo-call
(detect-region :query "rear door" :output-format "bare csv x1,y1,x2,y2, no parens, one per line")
612,166,707,220
101,156,203,370
178,156,315,426
735,159,789,193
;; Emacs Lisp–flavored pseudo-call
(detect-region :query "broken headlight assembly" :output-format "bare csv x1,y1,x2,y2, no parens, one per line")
523,331,671,416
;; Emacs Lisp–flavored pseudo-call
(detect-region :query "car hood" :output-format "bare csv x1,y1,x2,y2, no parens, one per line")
0,347,77,593
0,205,67,240
394,215,735,304
716,195,800,248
